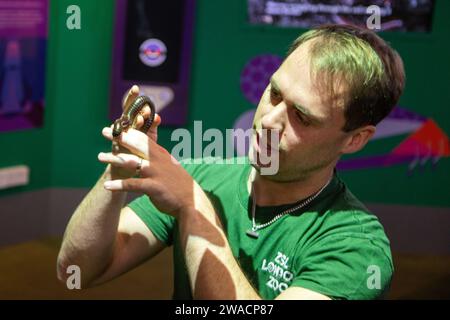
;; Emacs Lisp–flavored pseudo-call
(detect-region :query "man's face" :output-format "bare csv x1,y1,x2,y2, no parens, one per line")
250,40,350,182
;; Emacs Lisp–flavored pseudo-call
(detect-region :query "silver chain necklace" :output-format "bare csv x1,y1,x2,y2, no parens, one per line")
246,176,332,239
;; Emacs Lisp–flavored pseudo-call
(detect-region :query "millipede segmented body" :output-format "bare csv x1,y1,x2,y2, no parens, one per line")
112,95,156,153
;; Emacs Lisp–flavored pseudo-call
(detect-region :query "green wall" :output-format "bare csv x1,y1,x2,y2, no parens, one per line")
0,0,449,207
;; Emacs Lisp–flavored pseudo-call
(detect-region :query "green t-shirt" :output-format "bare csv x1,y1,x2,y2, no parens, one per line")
128,157,393,300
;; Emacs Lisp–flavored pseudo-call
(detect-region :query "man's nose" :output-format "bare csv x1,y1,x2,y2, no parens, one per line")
261,102,285,132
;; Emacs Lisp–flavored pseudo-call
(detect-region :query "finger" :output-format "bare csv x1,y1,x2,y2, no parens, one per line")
133,106,152,130
98,152,149,170
102,127,153,159
133,112,161,140
122,85,140,112
104,178,148,192
134,114,144,129
140,105,151,119
147,113,161,141
150,113,161,129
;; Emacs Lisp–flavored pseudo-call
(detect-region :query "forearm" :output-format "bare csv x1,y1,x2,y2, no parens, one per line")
57,165,126,286
178,184,261,300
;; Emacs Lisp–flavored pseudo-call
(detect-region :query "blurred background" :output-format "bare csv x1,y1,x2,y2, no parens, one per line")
0,0,448,299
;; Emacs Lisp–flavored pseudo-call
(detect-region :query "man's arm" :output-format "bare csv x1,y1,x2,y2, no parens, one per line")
178,184,330,300
57,84,165,288
91,205,166,286
56,165,165,288
176,183,258,299
98,126,331,299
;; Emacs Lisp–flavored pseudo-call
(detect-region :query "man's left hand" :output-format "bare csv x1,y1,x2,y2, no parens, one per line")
99,127,196,218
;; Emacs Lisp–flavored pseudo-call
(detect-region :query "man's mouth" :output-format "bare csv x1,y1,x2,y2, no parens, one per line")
255,130,279,157
258,130,278,146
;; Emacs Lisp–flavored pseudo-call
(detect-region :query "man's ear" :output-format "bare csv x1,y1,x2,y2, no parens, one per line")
341,125,376,155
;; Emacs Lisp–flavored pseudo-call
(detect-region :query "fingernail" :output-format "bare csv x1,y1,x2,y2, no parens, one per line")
102,127,111,136
104,180,121,190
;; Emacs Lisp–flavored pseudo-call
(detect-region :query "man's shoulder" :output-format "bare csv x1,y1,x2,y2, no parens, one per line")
297,177,394,299
318,175,391,246
328,174,371,213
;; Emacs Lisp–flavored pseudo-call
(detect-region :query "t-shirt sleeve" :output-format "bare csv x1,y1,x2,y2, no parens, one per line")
127,195,176,246
290,235,393,300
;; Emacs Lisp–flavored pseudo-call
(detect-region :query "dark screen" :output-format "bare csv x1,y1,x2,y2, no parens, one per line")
122,0,184,83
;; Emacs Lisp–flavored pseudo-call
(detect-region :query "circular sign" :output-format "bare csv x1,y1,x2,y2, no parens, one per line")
139,38,167,67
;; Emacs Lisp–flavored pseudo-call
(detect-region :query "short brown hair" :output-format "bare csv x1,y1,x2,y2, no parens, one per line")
287,24,405,132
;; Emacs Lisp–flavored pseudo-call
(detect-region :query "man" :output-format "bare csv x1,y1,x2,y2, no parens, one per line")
57,24,405,300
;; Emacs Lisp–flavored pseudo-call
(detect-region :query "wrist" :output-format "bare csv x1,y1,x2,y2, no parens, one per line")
176,205,198,222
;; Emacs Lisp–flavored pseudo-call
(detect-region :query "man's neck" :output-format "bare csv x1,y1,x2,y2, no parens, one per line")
248,165,335,207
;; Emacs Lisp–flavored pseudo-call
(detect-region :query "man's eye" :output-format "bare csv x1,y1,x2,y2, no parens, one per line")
296,111,311,126
270,89,281,100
